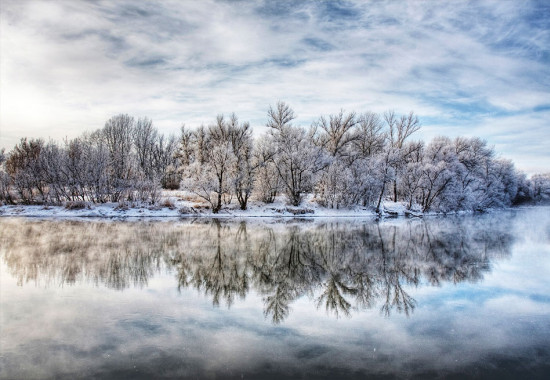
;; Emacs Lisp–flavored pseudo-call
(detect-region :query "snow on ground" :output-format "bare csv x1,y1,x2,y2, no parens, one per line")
0,191,427,219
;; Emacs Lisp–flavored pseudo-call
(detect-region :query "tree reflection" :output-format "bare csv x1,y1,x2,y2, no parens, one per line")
316,274,354,318
264,284,292,324
0,215,516,322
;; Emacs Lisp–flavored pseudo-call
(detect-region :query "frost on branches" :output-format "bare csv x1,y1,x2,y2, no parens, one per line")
1,102,549,213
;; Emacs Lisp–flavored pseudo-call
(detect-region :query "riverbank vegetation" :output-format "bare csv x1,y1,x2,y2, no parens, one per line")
1,102,549,213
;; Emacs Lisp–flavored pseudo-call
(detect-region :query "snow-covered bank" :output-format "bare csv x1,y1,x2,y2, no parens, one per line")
0,193,428,219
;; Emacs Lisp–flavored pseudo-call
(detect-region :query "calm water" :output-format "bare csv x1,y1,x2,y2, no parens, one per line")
1,208,550,379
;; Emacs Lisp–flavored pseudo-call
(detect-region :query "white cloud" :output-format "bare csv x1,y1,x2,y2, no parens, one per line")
0,0,548,172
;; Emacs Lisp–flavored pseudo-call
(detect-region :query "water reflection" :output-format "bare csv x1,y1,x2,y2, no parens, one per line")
0,215,514,322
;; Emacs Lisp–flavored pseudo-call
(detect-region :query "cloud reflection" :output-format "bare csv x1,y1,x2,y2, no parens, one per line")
1,209,550,379
1,215,514,322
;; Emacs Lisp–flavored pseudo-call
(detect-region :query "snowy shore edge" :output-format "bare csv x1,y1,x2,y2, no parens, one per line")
0,199,430,219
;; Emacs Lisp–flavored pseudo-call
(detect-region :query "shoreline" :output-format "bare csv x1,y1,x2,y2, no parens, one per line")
2,192,540,220
0,202,489,220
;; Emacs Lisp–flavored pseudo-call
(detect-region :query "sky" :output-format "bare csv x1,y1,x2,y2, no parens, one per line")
0,0,549,174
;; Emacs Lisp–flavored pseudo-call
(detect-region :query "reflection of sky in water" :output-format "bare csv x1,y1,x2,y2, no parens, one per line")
1,207,550,379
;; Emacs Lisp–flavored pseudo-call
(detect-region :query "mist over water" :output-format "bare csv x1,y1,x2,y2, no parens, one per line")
1,208,550,379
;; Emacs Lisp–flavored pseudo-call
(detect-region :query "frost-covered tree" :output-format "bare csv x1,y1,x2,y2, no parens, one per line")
0,148,12,204
103,114,135,183
64,138,88,201
315,160,352,208
181,115,237,213
253,135,280,203
451,137,494,210
178,114,255,211
531,173,550,203
400,160,424,209
5,138,46,203
313,111,389,209
418,137,460,212
133,117,157,180
152,133,178,190
350,156,387,207
175,125,194,168
170,126,195,190
84,131,111,203
228,114,255,210
352,112,386,159
314,110,359,208
267,102,327,206
38,141,69,204
315,110,358,158
385,111,421,202
473,158,519,210
0,105,540,210
373,148,399,213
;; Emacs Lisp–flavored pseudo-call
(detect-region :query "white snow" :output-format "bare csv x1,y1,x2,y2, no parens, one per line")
0,191,428,219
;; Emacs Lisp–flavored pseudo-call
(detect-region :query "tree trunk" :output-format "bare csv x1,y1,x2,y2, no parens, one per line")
376,181,386,214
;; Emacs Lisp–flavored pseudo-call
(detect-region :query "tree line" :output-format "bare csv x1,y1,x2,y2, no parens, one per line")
1,101,549,212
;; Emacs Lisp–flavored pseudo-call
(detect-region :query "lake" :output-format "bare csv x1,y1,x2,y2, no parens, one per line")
1,208,550,379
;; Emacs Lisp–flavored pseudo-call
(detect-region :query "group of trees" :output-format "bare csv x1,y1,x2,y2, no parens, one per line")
0,115,178,205
175,101,549,212
1,101,549,212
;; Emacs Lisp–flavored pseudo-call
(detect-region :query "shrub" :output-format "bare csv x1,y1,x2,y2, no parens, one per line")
64,201,89,210
161,198,176,209
178,206,198,214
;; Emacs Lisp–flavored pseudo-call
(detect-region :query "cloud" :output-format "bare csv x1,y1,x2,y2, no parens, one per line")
0,0,549,172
